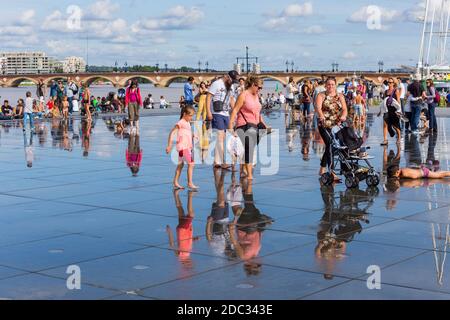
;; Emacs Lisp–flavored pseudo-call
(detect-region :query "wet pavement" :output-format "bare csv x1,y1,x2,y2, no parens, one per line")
1,112,450,300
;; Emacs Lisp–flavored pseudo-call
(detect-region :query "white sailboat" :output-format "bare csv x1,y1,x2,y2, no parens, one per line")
418,0,450,80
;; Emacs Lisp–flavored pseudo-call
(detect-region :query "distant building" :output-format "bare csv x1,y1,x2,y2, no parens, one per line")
62,56,87,73
0,52,55,74
233,63,242,74
252,63,261,74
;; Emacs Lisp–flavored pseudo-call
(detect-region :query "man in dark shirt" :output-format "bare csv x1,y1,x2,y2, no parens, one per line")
407,78,425,134
1,100,13,117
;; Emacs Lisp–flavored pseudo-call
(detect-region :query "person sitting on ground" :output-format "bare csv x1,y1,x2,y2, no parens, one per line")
14,99,24,119
1,100,13,117
160,96,169,109
32,99,43,119
387,164,450,180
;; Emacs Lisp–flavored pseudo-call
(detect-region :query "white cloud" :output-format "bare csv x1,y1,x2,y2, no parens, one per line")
406,0,450,22
87,0,120,20
261,2,314,31
343,51,357,59
135,6,204,31
17,10,35,26
302,51,311,57
304,25,325,34
283,2,313,17
0,26,33,36
42,10,70,32
347,5,402,23
262,17,288,30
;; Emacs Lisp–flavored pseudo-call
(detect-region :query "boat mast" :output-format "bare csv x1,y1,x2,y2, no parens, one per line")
419,0,430,78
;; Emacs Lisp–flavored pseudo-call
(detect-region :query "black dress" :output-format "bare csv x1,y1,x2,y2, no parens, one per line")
383,90,400,137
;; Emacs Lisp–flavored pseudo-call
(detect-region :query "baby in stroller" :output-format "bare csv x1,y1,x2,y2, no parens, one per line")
320,122,380,189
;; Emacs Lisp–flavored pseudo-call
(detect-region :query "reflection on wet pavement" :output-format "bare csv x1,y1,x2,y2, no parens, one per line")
1,113,450,300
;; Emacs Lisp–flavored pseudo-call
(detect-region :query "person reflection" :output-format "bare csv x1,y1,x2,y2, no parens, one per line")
228,178,274,276
81,120,92,157
426,132,439,172
206,168,231,253
383,144,401,177
126,128,142,177
316,184,375,280
166,190,199,270
23,131,34,168
301,126,313,161
404,132,422,168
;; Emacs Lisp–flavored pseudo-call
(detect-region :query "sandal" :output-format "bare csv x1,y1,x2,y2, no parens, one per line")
380,141,388,146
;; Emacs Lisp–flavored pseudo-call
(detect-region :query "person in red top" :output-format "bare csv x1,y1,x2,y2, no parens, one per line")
166,190,200,272
125,80,143,129
126,129,143,177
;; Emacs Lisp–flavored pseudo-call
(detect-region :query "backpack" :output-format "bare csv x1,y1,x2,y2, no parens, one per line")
72,84,79,96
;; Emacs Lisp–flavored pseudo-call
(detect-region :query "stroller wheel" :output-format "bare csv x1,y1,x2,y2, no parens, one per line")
320,173,334,186
345,175,359,189
366,174,380,187
366,186,380,197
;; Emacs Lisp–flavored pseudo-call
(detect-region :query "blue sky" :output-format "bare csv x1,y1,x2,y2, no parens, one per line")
0,0,434,71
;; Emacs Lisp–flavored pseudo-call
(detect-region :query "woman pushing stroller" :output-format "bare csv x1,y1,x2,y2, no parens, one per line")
315,77,348,182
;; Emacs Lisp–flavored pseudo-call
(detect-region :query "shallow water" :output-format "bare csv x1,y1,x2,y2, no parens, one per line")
1,112,450,299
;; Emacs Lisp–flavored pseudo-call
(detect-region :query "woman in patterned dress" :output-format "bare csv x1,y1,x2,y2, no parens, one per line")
315,77,348,179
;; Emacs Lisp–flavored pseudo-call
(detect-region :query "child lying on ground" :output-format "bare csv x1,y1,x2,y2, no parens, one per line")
387,165,450,179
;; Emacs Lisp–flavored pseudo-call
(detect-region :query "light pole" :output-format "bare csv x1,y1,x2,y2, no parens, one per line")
165,63,168,72
198,61,202,72
378,60,384,73
286,61,289,73
291,61,294,73
124,61,128,73
205,61,209,72
336,62,339,72
156,63,159,72
114,61,118,72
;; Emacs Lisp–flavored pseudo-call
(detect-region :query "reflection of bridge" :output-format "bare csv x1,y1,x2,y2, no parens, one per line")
0,71,411,88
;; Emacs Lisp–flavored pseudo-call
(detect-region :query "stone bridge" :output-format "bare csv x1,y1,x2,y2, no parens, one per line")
0,71,411,88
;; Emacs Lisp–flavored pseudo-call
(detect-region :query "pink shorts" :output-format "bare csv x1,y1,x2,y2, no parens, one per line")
179,149,194,164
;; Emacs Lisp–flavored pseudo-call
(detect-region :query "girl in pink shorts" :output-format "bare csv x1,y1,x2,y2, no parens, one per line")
166,106,199,191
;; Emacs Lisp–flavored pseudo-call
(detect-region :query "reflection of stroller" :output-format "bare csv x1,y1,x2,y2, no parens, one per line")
320,123,380,189
319,186,376,245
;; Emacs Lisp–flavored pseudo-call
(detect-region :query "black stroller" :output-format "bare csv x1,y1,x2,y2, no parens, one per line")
320,123,380,189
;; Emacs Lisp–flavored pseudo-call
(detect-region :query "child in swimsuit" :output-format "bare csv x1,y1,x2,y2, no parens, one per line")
387,165,450,179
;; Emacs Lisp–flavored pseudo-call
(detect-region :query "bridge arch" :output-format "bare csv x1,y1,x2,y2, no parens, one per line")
9,77,39,87
45,76,70,87
260,76,288,86
164,76,191,88
83,75,117,87
120,75,157,87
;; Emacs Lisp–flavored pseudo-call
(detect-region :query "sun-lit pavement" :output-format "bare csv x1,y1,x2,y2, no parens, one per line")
0,112,450,300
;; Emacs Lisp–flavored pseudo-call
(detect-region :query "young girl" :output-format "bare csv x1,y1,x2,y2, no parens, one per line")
62,96,69,119
166,106,198,191
353,90,366,128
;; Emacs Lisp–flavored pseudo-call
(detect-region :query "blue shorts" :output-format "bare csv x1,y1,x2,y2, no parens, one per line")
354,104,363,116
212,114,230,131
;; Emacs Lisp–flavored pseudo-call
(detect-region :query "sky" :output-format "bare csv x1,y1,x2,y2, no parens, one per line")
0,0,442,71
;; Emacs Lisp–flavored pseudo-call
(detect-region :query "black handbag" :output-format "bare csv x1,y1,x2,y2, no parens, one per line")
213,90,231,112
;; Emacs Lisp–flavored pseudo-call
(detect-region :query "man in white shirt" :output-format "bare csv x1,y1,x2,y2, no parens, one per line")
207,70,239,169
23,91,35,133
